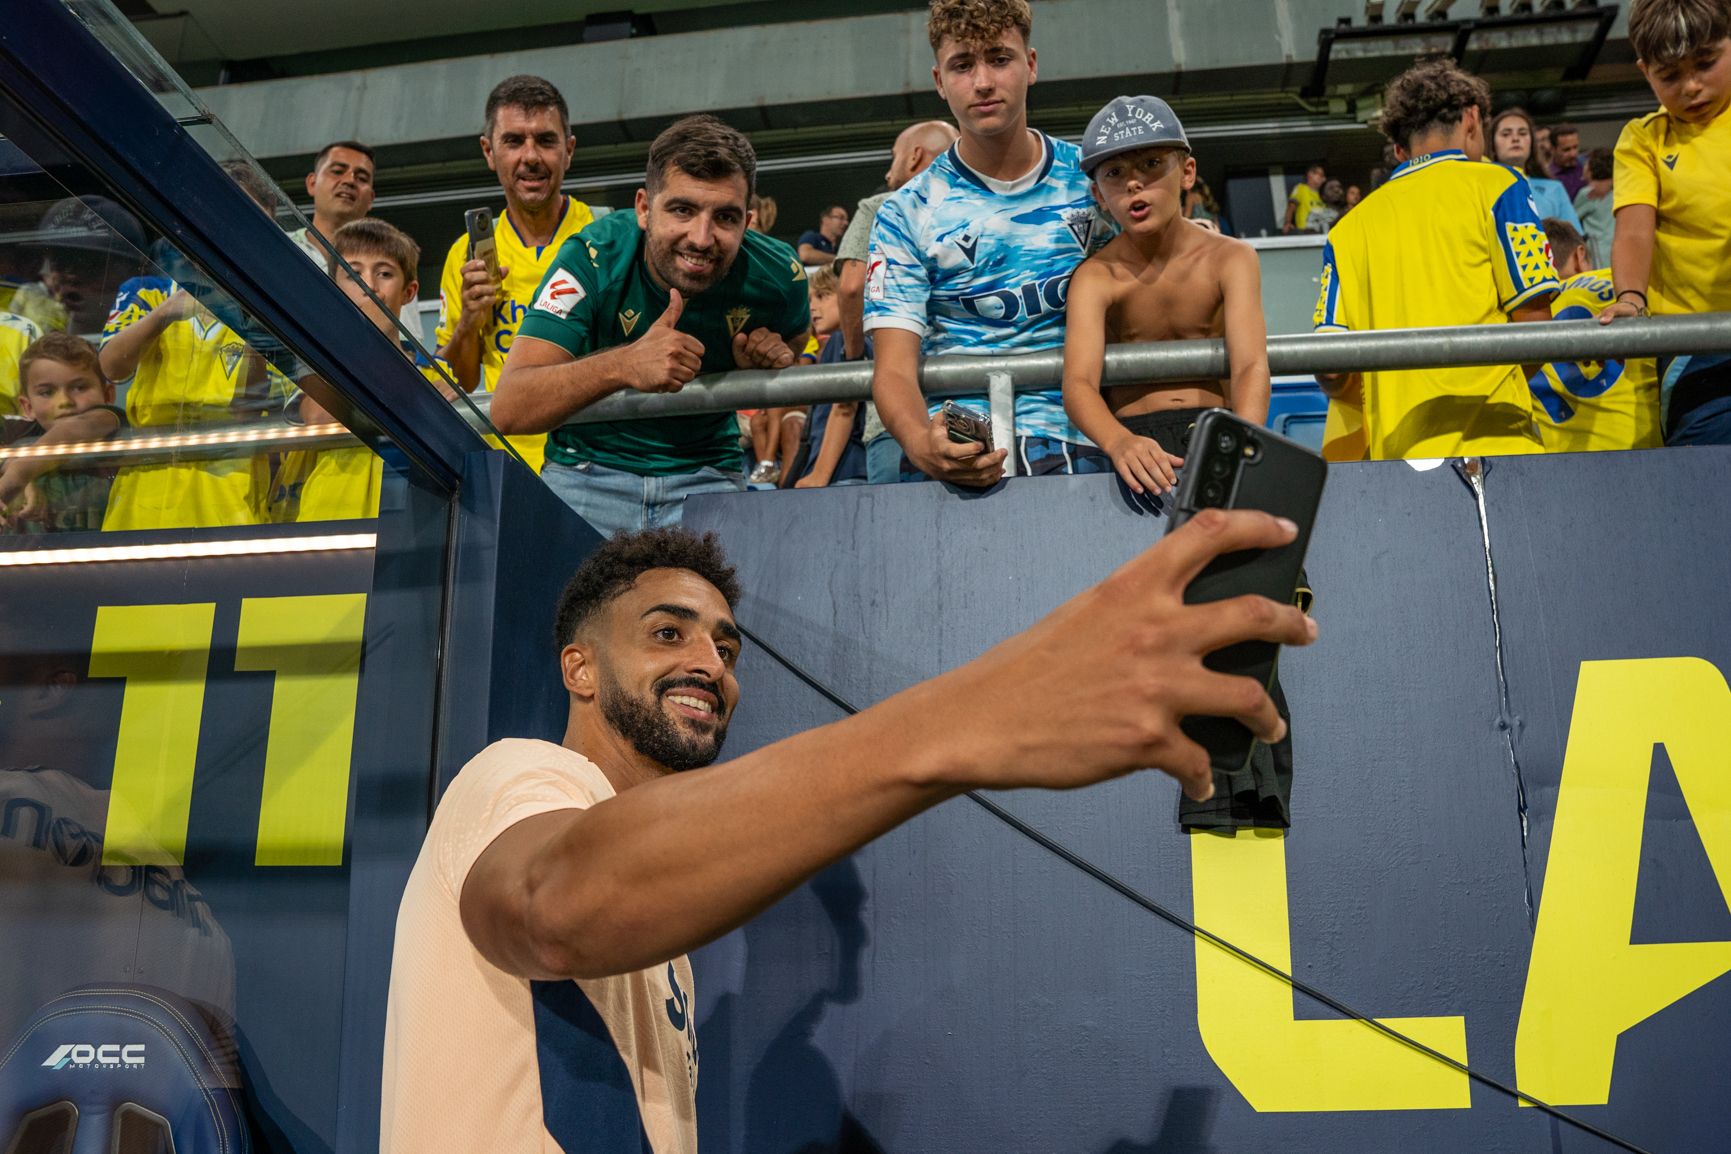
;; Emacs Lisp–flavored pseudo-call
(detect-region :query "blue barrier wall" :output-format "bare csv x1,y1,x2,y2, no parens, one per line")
6,447,1724,1153
681,448,1731,1154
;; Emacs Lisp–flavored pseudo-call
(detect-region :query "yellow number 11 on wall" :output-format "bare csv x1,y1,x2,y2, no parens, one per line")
89,594,368,869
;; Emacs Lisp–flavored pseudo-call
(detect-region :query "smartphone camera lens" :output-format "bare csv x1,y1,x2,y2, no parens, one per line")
1207,456,1232,479
1201,481,1225,506
1215,430,1238,455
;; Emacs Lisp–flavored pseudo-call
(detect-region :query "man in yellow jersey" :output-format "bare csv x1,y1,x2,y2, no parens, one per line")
436,75,594,472
1313,59,1560,461
1529,218,1658,453
287,141,376,264
285,220,450,522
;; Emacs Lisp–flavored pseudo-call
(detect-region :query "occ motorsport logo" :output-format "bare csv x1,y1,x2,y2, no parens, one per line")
41,1043,146,1070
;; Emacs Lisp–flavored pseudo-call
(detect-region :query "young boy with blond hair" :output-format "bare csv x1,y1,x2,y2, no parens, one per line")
1061,96,1269,495
1598,0,1731,445
794,264,867,487
0,332,125,532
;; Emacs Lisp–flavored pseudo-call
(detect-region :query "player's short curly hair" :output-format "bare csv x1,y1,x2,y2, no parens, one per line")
927,0,1032,54
1629,0,1731,66
1378,59,1491,154
553,528,741,651
646,115,757,202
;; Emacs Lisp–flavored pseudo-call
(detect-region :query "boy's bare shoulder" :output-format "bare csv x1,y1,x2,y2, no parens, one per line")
1193,227,1256,265
1077,234,1145,281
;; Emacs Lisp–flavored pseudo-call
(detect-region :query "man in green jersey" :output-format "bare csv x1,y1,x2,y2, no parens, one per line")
493,115,811,535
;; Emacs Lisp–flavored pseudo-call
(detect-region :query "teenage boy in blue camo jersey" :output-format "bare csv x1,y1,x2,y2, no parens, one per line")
866,0,1112,485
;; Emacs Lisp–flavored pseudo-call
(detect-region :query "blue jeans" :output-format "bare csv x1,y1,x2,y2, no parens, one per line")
1667,394,1731,447
865,433,902,485
541,459,745,538
1662,354,1731,446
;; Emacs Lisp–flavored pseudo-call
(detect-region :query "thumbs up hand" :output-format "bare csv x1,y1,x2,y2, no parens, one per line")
625,289,706,393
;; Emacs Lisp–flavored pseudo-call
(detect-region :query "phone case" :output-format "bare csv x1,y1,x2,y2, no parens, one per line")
941,401,994,452
1164,409,1326,772
465,208,498,274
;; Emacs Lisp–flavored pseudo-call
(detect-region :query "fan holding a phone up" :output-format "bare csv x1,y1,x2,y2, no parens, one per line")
433,77,595,472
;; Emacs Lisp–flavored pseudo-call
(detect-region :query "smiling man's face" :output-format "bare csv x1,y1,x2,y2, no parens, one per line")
482,104,575,213
637,168,751,297
306,146,375,228
591,567,741,773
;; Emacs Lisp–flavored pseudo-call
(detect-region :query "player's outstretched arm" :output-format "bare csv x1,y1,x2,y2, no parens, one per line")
1220,242,1271,428
460,509,1315,982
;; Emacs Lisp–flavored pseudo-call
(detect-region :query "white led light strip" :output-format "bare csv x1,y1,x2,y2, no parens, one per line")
0,532,377,567
0,422,351,462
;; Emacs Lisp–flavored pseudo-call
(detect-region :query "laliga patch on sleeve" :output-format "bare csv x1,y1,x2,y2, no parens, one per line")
866,256,887,301
532,269,586,318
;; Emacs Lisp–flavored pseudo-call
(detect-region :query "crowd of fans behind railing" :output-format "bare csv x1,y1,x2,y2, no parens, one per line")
0,0,1725,537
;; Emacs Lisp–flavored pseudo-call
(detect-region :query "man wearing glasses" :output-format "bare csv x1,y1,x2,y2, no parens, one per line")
796,205,849,267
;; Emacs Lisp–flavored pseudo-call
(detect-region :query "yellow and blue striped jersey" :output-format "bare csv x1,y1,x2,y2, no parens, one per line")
435,197,593,472
1313,151,1560,461
1528,269,1660,453
99,277,279,530
101,277,269,427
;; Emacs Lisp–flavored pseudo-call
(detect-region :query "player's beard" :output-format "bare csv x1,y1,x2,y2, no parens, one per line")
598,668,729,773
644,225,734,297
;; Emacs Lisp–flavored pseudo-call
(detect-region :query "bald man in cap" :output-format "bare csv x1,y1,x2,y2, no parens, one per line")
834,120,959,484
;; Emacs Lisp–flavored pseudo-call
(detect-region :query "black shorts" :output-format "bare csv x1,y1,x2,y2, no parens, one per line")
1118,407,1213,459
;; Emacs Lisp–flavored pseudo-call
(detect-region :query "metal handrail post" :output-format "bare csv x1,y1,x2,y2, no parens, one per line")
987,371,1017,477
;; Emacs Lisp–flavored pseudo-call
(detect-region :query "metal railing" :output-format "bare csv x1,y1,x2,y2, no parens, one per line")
5,313,1728,470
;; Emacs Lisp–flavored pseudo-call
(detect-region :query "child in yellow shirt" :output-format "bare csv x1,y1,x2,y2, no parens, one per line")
286,219,452,522
1598,0,1731,444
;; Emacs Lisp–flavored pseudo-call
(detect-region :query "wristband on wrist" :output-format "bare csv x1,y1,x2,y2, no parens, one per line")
1616,289,1648,312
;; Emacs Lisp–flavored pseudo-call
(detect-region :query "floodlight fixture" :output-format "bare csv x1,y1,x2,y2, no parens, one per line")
1306,2,1616,97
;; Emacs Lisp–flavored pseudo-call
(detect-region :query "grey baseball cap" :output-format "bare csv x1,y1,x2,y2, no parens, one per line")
35,195,147,257
1080,96,1191,175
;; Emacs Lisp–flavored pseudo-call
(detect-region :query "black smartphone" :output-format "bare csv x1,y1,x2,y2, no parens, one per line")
940,400,994,452
1164,409,1326,773
464,207,501,284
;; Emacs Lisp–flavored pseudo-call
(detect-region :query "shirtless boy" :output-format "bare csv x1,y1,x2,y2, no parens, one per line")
1062,96,1270,495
